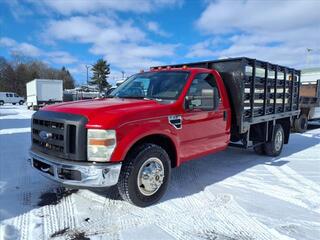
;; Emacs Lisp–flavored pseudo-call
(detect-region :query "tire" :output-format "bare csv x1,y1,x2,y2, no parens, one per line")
12,103,16,105
0,101,4,105
118,143,171,207
19,100,24,105
294,114,308,133
265,124,284,157
253,143,265,155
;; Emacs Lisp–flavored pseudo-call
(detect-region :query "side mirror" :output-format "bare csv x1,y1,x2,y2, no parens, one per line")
185,88,219,111
184,96,195,110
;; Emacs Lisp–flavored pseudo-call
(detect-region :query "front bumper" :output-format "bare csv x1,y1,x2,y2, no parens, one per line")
29,151,122,188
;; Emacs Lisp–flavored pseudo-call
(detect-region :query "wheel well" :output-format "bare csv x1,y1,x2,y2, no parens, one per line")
275,118,290,144
249,117,291,144
126,134,178,168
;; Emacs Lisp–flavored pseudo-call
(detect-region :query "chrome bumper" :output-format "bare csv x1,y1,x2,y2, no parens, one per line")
29,151,122,188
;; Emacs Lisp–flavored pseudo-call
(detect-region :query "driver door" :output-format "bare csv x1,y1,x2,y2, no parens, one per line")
179,73,227,161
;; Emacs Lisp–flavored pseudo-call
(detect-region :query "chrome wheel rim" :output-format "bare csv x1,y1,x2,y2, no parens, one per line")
137,157,164,196
274,130,283,152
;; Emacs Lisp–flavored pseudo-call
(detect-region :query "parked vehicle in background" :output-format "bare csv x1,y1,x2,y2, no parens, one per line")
29,57,300,207
26,79,63,110
293,79,320,132
63,86,100,102
105,86,117,96
0,92,24,105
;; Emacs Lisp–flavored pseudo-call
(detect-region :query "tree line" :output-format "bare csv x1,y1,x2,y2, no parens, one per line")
0,56,75,97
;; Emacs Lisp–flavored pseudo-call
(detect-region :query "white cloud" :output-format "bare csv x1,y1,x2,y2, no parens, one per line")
0,37,77,64
186,38,226,58
0,37,17,47
44,16,177,72
146,21,170,37
32,0,183,15
4,0,33,21
0,38,42,57
45,16,145,44
193,0,320,68
47,51,78,64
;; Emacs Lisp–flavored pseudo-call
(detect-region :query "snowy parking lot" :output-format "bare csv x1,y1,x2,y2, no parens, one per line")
0,105,319,240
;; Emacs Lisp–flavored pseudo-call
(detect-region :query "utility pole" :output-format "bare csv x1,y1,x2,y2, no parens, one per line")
85,65,91,85
121,71,125,80
306,48,313,67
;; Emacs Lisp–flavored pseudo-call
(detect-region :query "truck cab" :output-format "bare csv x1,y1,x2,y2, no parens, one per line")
30,58,299,207
0,92,24,105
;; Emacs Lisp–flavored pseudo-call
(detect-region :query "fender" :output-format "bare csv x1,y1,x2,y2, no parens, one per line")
110,115,180,165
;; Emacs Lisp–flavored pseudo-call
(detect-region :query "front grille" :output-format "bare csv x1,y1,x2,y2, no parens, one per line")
32,119,67,154
31,111,88,161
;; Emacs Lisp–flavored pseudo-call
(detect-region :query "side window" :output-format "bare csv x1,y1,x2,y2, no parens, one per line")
14,94,19,97
6,93,9,97
186,73,220,111
9,93,13,97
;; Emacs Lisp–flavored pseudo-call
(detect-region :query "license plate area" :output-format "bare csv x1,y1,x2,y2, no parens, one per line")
57,168,81,181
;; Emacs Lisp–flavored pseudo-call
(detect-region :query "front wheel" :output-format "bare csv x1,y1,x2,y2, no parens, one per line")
118,143,171,207
0,101,4,105
19,100,24,105
265,124,284,157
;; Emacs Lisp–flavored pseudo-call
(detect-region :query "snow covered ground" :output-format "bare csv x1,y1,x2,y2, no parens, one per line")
0,105,319,240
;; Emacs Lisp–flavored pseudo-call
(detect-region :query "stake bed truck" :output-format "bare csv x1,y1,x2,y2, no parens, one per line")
30,57,300,206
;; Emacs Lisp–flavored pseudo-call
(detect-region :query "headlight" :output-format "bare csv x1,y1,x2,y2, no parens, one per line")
87,129,116,162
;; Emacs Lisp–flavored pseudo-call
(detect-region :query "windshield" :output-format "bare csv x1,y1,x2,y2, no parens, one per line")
109,71,189,100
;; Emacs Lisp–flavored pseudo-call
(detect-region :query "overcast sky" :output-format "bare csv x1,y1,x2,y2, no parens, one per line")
1,0,319,85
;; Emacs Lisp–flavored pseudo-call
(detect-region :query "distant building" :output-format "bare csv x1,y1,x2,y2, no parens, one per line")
301,67,320,82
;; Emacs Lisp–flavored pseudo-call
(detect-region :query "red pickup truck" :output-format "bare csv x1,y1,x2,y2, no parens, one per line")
30,57,300,207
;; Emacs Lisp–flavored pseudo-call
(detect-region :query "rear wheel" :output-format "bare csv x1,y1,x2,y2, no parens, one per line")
12,103,16,105
0,101,4,105
19,100,24,105
265,124,284,157
118,143,171,207
294,114,308,133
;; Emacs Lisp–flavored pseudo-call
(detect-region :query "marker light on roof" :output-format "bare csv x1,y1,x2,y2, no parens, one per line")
182,65,187,69
158,66,162,70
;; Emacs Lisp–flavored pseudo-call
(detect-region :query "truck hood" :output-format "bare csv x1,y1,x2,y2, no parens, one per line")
42,98,171,127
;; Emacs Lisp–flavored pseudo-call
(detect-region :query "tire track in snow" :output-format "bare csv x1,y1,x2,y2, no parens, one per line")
279,165,320,192
68,190,291,240
42,193,77,239
223,171,320,214
264,164,320,213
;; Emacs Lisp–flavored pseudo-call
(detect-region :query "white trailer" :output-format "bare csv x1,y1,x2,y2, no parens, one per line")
26,79,63,109
293,67,320,132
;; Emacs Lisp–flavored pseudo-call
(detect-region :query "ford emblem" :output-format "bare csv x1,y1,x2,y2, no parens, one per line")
39,131,52,140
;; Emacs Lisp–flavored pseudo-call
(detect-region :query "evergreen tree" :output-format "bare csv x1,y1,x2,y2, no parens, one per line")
90,59,111,92
59,66,75,89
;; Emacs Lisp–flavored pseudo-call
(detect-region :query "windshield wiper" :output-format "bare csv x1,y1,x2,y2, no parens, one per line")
117,96,163,101
118,96,146,99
